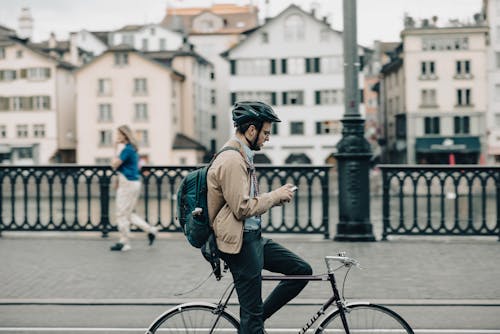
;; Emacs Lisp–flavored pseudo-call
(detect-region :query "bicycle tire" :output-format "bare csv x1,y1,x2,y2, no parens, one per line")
315,303,414,334
146,302,240,334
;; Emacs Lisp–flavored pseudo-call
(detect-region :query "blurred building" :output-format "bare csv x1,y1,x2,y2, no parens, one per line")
484,0,500,163
161,3,259,157
0,30,76,164
221,4,366,165
379,14,488,164
108,24,184,52
75,44,212,165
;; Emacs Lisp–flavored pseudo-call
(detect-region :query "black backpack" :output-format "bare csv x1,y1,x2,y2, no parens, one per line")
176,146,239,248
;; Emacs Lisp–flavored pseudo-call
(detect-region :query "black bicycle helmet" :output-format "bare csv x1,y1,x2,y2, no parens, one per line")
232,101,281,126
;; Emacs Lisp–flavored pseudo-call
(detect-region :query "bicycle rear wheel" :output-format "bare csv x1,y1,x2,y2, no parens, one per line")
146,302,239,334
316,303,414,334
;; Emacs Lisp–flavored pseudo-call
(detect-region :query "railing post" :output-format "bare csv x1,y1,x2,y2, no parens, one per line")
322,167,330,239
382,168,389,241
99,168,112,238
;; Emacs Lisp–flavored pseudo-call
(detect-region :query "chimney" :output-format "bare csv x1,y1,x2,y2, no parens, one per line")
70,32,79,65
48,32,58,58
18,7,34,40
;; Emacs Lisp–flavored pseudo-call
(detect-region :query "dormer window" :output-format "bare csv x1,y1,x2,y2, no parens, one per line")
114,52,128,66
284,14,304,41
261,32,269,44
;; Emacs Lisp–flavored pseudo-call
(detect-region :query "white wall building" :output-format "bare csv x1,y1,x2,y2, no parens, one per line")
0,36,76,164
401,17,488,164
222,4,365,165
70,30,109,58
109,24,184,52
485,0,500,163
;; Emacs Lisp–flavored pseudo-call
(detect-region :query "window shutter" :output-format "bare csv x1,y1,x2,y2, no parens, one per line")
270,59,276,75
230,60,236,75
315,91,321,105
454,116,460,134
282,92,288,105
230,92,236,105
316,122,321,134
45,68,51,78
464,117,470,133
305,58,311,73
281,59,287,74
314,57,320,73
271,92,276,105
20,69,27,78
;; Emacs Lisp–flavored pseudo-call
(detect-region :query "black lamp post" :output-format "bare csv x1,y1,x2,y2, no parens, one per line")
334,0,376,242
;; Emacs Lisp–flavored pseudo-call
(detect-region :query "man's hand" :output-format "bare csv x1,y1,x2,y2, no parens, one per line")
274,183,296,204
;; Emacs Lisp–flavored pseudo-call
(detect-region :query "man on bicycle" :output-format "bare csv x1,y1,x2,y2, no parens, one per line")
207,101,312,334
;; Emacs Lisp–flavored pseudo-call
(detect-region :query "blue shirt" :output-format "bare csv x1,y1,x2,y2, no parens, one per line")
118,144,140,181
233,136,261,231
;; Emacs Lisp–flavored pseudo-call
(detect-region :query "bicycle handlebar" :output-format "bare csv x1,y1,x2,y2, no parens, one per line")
324,253,360,273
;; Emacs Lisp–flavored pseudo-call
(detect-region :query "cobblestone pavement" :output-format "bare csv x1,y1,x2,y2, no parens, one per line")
0,232,498,303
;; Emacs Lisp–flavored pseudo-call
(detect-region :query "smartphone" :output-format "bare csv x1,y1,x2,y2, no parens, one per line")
290,186,298,192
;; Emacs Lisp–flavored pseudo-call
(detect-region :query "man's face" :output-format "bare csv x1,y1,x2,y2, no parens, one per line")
251,121,272,150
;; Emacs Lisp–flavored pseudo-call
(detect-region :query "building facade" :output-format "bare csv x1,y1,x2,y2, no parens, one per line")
485,0,500,163
401,18,488,164
161,3,259,155
108,24,184,52
222,4,365,165
0,35,76,164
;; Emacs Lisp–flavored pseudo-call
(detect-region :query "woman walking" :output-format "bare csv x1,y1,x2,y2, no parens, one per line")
110,125,157,251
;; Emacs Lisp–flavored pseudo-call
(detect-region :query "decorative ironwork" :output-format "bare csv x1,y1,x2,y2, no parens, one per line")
0,165,331,238
380,165,500,240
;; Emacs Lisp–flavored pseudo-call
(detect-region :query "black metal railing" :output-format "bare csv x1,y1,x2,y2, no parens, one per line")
0,165,331,239
379,165,500,240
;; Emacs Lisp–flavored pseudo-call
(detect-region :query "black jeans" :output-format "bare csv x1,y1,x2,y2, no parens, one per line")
220,231,312,334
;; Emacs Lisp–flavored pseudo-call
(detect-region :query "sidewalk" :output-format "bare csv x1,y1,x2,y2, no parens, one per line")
0,232,498,304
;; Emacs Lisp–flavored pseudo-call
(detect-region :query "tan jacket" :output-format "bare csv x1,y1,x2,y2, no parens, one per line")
207,139,281,254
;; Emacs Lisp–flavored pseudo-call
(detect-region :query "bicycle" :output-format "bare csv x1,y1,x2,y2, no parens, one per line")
145,252,415,334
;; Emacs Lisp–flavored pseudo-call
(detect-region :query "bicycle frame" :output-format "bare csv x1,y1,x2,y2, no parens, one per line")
215,272,352,334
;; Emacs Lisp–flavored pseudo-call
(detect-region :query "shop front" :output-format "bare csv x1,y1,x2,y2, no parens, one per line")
415,136,481,165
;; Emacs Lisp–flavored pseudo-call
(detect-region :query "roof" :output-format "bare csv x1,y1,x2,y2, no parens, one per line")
173,133,206,151
115,24,145,33
90,31,110,45
145,48,212,66
220,4,344,58
161,3,258,34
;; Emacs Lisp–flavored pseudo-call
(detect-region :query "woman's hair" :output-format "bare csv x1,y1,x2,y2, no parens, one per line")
117,125,139,152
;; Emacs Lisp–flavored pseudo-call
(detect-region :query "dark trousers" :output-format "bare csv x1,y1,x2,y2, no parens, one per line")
220,231,312,334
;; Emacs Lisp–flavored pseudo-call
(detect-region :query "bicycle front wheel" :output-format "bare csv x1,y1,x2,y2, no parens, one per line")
146,302,240,334
316,303,414,334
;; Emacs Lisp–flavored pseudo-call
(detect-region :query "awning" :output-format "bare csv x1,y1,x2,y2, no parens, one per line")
415,137,481,153
0,144,12,154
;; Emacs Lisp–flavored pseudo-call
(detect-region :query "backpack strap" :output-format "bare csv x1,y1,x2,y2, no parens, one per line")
207,146,240,168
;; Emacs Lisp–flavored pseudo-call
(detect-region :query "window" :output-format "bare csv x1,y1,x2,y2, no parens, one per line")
230,60,236,75
121,34,134,46
282,91,304,105
134,78,147,94
17,147,32,159
95,157,111,164
114,52,128,65
0,47,5,59
98,78,111,96
210,89,216,105
142,38,148,51
16,50,23,58
159,38,166,51
0,97,8,110
234,91,275,105
33,96,50,110
98,104,112,122
454,116,470,134
99,130,113,146
150,28,155,35
290,121,304,135
17,125,28,138
495,84,500,101
305,57,320,73
420,61,436,79
316,121,340,135
23,67,51,80
281,59,287,74
135,130,149,146
0,125,6,138
0,70,17,81
315,90,344,105
272,122,279,135
211,115,217,129
288,58,305,75
455,60,472,78
424,117,440,134
321,56,342,73
457,88,472,106
496,52,500,69
270,59,276,75
420,89,437,106
422,36,469,51
237,59,270,76
284,14,305,41
261,32,269,43
134,103,148,121
495,113,500,127
33,124,45,138
210,139,217,153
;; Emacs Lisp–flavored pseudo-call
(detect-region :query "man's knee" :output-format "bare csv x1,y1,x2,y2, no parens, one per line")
297,260,312,276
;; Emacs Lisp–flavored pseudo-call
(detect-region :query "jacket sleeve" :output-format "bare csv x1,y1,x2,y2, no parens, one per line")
216,151,281,220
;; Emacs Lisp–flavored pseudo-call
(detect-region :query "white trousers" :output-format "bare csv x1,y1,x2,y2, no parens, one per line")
115,174,156,245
